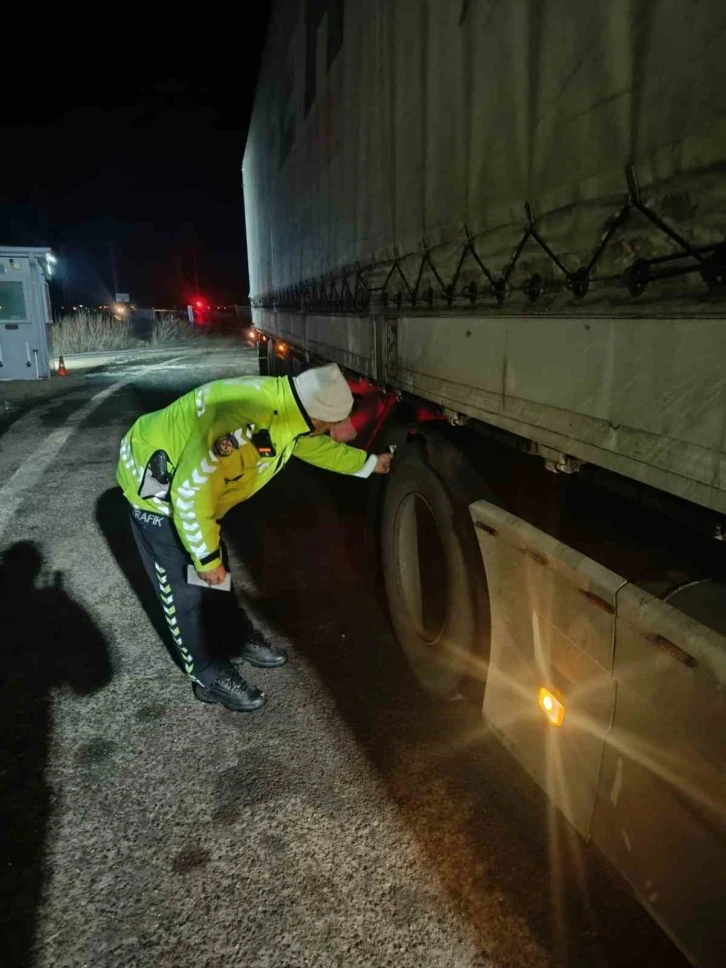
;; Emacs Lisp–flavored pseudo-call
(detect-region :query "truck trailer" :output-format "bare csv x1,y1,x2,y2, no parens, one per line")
242,2,726,964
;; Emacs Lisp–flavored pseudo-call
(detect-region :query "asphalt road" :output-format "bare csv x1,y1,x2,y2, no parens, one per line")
0,346,689,968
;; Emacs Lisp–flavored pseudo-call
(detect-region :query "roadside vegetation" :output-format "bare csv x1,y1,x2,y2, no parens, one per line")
50,311,136,355
149,314,201,345
49,311,200,356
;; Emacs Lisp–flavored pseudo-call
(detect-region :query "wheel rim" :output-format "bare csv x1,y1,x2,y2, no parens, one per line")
394,491,449,645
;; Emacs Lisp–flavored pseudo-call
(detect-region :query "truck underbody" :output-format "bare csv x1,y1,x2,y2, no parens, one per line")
252,308,726,968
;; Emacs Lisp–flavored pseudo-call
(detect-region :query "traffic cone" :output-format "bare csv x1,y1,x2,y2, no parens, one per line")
57,355,68,376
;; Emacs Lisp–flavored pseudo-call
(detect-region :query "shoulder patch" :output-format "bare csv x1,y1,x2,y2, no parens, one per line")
213,434,239,458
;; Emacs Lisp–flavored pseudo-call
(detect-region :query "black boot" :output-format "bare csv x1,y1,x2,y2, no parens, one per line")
233,629,288,669
193,668,266,712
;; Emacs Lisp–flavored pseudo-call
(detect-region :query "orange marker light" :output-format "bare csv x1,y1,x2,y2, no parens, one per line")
538,687,565,727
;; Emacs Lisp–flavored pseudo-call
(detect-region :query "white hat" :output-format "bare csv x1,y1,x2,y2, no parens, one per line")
293,363,353,423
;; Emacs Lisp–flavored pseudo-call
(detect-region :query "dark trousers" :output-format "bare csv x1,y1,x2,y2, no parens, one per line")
128,505,236,685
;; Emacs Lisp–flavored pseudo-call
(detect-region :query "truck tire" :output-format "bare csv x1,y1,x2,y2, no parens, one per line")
380,444,489,698
258,337,270,375
266,337,278,376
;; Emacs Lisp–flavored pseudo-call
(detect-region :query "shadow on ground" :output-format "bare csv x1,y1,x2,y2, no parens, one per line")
95,486,260,678
95,488,181,671
221,460,688,968
0,542,113,968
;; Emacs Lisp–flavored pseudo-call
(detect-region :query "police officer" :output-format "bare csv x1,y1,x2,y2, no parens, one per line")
117,363,391,712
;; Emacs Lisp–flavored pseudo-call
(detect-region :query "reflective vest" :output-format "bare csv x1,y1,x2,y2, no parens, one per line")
117,375,375,571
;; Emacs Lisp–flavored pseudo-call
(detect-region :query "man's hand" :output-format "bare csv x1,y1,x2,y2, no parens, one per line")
196,564,229,586
373,453,392,474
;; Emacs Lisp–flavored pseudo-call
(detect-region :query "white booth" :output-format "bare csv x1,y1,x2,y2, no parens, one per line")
0,246,54,380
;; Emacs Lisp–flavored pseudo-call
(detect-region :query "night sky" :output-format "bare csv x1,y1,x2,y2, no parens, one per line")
1,14,271,309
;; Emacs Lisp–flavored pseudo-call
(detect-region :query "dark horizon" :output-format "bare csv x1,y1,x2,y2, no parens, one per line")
1,16,271,309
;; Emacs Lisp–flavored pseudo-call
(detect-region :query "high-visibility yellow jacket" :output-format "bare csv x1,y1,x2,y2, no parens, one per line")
116,375,376,571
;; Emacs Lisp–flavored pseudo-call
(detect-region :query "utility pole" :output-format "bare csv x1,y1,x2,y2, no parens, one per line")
108,237,119,298
174,254,185,304
191,237,200,297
